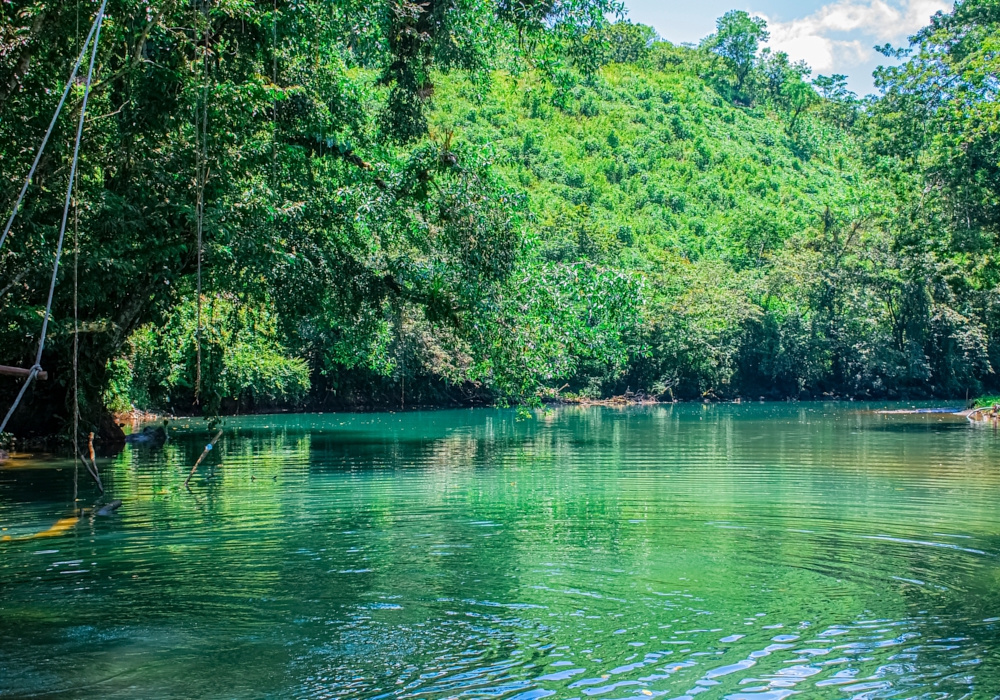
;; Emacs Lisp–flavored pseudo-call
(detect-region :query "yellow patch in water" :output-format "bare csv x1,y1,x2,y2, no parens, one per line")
0,454,44,469
1,516,78,542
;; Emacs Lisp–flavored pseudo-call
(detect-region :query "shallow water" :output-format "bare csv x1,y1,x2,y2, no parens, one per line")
2,403,999,699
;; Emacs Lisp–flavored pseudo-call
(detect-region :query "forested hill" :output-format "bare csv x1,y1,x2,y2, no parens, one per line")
424,23,997,406
0,0,997,435
434,60,857,271
414,53,873,403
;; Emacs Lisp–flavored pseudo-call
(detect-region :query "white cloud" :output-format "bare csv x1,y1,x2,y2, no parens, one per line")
759,0,951,76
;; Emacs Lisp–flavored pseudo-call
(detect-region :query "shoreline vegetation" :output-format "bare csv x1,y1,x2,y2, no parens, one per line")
1,2,997,440
112,394,980,425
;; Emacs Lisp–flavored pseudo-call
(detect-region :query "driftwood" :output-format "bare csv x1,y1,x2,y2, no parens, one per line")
85,432,104,493
966,405,1000,424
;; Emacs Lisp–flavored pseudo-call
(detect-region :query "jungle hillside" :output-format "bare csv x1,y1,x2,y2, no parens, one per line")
1,0,998,437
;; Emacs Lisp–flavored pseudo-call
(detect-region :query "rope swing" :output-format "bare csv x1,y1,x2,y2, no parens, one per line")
0,0,108,435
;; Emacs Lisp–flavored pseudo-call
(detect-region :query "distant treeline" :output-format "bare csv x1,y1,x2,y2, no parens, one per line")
0,1,997,433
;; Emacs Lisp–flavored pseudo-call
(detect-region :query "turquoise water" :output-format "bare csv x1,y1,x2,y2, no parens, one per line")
1,404,999,699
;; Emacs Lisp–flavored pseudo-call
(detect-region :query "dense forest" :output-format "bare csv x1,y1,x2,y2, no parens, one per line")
0,0,997,437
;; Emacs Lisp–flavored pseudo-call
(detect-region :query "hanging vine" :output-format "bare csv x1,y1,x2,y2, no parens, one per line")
194,0,211,405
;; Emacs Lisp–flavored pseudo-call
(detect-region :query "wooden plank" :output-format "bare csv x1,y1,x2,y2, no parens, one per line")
0,365,48,381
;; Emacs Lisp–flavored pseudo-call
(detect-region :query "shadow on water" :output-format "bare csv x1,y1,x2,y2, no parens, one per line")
864,420,974,433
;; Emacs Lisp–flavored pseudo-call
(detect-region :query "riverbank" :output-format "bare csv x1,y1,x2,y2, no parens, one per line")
7,394,990,448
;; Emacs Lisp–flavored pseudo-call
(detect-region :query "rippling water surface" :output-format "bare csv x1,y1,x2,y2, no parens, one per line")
2,404,1000,699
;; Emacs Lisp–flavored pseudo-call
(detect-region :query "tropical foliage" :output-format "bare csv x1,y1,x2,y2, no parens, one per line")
0,0,997,435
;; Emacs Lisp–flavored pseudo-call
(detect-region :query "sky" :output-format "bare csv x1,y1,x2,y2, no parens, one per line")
621,0,953,94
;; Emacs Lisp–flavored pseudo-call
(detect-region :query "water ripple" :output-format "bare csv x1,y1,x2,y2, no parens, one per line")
1,405,999,698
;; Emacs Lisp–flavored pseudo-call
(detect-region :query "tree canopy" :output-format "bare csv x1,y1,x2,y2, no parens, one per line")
704,10,769,99
0,0,998,438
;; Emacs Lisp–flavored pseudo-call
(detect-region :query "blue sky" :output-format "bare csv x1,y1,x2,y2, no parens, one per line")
621,0,953,94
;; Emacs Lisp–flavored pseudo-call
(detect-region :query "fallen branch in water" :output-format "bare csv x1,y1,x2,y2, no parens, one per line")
185,429,223,487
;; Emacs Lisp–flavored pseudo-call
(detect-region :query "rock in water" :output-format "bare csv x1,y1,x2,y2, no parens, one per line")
96,499,123,517
124,426,167,445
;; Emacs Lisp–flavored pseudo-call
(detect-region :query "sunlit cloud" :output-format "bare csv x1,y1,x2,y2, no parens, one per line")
759,0,952,76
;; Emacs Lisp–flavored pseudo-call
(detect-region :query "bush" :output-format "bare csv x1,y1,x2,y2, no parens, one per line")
121,295,311,413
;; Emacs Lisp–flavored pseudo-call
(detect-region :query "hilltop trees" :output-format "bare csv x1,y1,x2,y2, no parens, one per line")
703,10,769,100
699,10,818,134
812,75,858,128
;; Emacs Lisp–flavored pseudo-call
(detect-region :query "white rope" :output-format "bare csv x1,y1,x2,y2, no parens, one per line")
0,1,106,435
0,0,107,252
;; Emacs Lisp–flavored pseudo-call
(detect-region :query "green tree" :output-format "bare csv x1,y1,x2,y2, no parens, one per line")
862,0,1000,396
756,48,817,131
605,21,657,64
704,10,769,100
813,74,858,128
871,0,999,243
0,0,615,438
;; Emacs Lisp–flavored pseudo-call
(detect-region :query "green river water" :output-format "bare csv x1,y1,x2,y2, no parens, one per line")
1,404,999,699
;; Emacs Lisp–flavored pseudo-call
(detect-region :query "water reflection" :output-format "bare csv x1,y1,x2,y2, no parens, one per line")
1,404,1000,698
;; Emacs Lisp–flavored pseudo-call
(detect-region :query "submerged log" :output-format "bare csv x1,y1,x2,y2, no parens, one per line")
966,406,1000,424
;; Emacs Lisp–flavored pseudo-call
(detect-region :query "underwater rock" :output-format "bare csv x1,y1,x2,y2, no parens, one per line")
96,500,123,517
124,426,167,445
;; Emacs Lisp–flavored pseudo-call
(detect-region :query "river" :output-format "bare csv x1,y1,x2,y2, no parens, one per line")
1,403,998,698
